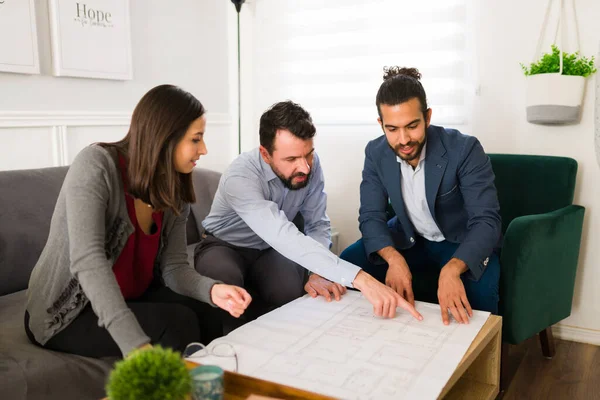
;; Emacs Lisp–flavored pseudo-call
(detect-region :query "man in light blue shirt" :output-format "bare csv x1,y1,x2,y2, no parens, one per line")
196,101,422,320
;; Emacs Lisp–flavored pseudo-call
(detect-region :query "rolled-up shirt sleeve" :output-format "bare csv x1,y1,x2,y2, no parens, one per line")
222,174,361,287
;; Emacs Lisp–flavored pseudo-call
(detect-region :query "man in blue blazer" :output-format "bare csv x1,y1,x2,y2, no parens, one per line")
341,67,502,323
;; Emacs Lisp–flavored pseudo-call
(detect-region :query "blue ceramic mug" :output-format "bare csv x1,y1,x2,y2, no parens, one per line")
190,365,224,400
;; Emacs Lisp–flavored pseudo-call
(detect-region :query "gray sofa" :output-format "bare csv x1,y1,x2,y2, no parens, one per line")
0,166,222,400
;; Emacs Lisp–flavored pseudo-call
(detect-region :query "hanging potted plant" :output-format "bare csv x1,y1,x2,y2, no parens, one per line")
522,0,597,125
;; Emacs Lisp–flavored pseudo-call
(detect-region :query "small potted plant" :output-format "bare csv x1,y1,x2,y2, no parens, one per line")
105,346,192,400
522,45,597,124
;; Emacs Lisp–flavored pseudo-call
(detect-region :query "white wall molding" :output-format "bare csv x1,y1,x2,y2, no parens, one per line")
553,324,600,346
51,126,69,166
0,111,233,170
0,111,132,128
0,111,232,128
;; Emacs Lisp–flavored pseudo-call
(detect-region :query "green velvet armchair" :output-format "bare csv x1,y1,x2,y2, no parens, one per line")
490,154,585,352
490,154,585,394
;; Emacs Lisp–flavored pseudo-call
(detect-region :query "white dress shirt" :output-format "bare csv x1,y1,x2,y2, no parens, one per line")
397,143,445,242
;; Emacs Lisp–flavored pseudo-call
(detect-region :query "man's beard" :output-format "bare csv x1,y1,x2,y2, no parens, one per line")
274,169,311,190
389,137,426,162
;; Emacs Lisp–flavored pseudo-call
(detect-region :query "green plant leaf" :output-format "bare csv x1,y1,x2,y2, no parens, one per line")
521,45,597,77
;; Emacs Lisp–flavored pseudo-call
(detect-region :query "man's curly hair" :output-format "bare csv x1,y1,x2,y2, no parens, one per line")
376,66,428,119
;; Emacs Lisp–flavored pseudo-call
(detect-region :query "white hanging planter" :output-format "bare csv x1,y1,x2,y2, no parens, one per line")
526,73,585,124
523,0,595,125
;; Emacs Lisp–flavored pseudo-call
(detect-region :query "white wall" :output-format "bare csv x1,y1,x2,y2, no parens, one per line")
317,0,600,344
0,0,237,172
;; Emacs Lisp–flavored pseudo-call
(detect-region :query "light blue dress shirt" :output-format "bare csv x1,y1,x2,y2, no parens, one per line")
202,148,360,286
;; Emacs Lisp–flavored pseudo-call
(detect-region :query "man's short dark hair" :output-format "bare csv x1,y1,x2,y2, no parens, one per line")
259,101,316,154
376,66,428,120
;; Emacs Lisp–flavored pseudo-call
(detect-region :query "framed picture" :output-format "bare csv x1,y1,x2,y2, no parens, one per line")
0,0,40,74
48,0,132,80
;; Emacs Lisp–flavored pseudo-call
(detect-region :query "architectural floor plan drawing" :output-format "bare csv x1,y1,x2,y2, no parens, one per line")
187,291,489,399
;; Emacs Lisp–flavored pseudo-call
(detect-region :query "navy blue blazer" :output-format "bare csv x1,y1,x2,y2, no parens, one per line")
358,125,502,281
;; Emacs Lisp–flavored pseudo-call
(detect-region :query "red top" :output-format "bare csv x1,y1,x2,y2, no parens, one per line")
112,155,163,299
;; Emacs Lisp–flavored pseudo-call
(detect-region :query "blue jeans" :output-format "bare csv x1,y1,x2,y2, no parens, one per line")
340,236,500,314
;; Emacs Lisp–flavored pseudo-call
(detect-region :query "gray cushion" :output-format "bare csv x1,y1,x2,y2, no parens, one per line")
0,167,69,296
187,168,222,243
0,291,115,400
186,212,200,245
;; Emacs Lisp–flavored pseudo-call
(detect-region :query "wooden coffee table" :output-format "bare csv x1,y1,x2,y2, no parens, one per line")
439,315,502,399
186,315,502,400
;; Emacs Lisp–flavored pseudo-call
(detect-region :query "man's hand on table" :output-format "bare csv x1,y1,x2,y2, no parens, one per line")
438,258,472,325
353,270,423,320
304,273,347,301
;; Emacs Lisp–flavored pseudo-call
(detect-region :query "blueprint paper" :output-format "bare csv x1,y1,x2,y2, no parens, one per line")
187,291,489,399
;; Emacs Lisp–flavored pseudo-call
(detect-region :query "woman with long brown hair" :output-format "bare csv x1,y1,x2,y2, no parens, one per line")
24,85,251,358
